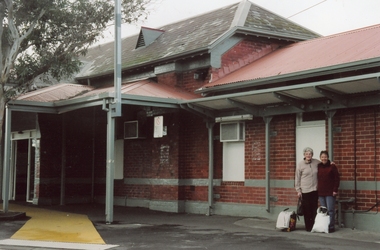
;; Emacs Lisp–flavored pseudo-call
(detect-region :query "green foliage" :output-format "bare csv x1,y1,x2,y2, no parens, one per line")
1,0,150,94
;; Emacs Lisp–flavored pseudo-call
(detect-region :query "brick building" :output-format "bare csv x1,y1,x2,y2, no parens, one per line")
2,0,380,231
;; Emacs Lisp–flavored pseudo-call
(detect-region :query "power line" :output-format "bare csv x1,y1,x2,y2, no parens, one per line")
287,0,327,19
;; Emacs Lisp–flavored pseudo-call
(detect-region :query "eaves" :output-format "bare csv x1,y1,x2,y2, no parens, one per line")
233,27,319,42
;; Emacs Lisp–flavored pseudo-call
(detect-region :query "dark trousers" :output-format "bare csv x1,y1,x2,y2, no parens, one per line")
302,191,318,231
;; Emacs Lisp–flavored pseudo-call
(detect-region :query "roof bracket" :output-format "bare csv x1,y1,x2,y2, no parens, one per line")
314,86,348,106
273,92,306,111
227,98,261,116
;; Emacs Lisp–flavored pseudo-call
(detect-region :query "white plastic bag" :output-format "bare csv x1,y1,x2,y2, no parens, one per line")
311,206,329,233
276,211,291,229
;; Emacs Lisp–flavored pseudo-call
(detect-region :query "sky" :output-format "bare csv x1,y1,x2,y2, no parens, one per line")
99,0,380,44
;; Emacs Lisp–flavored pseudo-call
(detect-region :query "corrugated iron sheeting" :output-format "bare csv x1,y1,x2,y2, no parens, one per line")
202,24,380,89
78,79,198,100
15,83,94,102
15,80,198,104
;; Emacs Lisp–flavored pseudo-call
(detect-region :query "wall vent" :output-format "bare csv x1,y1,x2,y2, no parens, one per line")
220,122,245,142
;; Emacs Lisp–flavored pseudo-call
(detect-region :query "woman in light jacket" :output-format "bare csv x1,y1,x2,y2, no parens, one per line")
295,147,320,232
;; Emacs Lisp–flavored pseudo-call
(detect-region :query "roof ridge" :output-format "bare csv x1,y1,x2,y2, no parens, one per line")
157,1,240,30
294,23,380,46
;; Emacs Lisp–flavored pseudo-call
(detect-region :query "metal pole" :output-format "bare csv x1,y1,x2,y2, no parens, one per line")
105,106,115,224
113,0,122,117
105,0,122,224
264,116,272,212
326,110,336,160
2,106,11,212
206,122,214,216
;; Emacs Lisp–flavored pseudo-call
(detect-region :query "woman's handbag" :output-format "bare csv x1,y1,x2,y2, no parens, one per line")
296,197,303,216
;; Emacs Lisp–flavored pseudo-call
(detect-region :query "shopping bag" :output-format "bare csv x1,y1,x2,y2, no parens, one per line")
311,206,330,233
276,208,297,232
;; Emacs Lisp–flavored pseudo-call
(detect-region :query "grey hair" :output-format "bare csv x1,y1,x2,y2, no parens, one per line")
303,147,314,156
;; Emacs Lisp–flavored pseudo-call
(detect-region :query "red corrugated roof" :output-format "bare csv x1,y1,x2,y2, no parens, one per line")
80,79,198,100
15,79,198,103
201,24,380,90
15,83,94,102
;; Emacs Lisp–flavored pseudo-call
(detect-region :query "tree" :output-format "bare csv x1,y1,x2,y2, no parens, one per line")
0,0,150,198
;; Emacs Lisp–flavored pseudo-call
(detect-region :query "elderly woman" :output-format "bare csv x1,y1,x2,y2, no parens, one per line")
295,147,320,232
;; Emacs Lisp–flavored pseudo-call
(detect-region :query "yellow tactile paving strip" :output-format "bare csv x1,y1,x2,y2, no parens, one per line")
7,203,105,244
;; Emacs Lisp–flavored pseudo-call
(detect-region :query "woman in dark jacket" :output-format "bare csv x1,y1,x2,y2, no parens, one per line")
318,150,340,233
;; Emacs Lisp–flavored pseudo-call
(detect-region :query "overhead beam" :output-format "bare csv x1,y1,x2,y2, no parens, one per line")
314,86,348,106
261,92,380,116
273,92,306,111
227,98,260,116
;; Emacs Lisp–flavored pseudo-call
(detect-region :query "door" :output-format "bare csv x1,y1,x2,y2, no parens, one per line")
10,131,38,203
11,139,35,202
296,115,326,163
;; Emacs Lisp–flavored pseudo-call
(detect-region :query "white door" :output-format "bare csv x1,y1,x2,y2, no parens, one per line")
296,120,325,163
223,141,245,181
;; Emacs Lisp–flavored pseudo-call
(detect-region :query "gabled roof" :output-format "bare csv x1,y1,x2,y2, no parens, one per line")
135,27,165,49
198,24,380,94
77,0,318,80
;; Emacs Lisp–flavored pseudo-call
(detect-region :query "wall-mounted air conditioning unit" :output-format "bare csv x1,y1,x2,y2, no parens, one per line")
220,122,245,142
124,121,145,139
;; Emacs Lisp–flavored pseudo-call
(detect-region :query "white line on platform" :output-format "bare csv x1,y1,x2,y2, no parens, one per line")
0,239,118,250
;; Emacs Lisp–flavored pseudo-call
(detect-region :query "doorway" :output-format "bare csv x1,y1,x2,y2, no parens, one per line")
296,113,326,162
10,131,39,202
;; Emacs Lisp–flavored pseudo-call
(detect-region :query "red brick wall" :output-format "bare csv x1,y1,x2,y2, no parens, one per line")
156,39,282,94
210,108,379,210
270,115,297,180
211,40,280,82
156,70,209,94
245,117,266,180
333,107,380,211
214,115,298,206
115,113,181,200
178,112,210,179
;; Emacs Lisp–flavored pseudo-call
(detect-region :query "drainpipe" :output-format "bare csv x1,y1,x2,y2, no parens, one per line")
2,106,11,212
264,116,272,212
326,110,336,160
206,121,214,216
